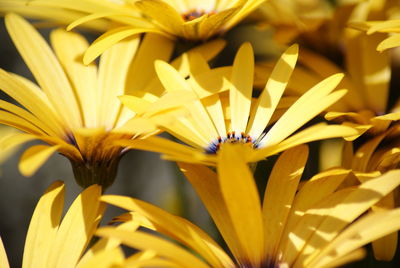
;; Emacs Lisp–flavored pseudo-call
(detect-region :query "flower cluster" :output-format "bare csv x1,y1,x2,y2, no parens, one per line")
0,0,400,267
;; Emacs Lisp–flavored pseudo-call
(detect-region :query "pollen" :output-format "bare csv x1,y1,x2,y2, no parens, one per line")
206,132,257,154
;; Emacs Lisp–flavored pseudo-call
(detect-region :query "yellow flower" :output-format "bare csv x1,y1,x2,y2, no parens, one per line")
0,181,104,268
98,144,400,267
0,13,222,188
16,0,266,63
119,42,358,165
257,2,396,140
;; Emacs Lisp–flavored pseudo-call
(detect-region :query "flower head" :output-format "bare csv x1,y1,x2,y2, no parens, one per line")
0,13,219,188
119,42,358,165
5,0,267,63
99,144,400,267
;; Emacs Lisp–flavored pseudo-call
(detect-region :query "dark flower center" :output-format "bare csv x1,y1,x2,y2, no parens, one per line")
206,131,258,154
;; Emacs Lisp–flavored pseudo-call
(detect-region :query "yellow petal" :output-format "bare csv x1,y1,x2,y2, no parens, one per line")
134,0,184,35
262,74,345,147
307,208,400,267
251,124,359,162
367,20,400,34
97,36,139,128
188,66,232,98
247,44,298,138
47,184,102,268
378,34,400,51
78,221,139,267
0,99,59,137
50,29,98,128
217,143,264,266
198,8,238,39
115,136,201,159
230,42,254,133
96,229,209,268
78,247,124,268
83,26,164,65
351,133,387,172
172,39,226,77
101,195,232,268
22,181,65,268
263,145,308,258
0,237,9,268
371,191,397,261
5,13,82,129
179,162,239,267
291,170,400,266
19,145,61,177
279,169,351,253
125,33,174,96
0,70,66,138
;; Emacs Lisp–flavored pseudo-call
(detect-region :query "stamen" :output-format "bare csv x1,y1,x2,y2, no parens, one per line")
205,132,258,154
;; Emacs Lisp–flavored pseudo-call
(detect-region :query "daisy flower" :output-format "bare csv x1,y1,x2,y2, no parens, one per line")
257,2,395,140
118,42,358,165
0,13,224,188
14,0,266,63
98,144,400,267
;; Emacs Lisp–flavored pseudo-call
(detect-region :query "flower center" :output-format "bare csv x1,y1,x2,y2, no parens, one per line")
206,131,258,154
182,9,216,21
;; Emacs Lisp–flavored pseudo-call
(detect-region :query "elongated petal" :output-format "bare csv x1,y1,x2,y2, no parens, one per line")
262,74,345,147
101,195,232,268
0,70,66,138
247,44,298,139
135,0,184,35
50,29,98,128
179,163,241,259
378,34,400,51
230,43,254,134
371,191,397,261
263,145,308,258
19,145,61,177
83,26,164,64
198,8,238,39
218,143,264,266
97,35,139,128
5,13,82,129
78,221,140,267
289,170,400,265
125,33,174,96
22,181,65,268
251,124,359,162
78,247,124,268
47,184,102,268
279,169,351,254
306,208,400,267
96,229,209,268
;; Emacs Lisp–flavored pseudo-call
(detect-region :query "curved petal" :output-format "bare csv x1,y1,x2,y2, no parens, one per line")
22,181,65,268
217,143,264,266
19,144,61,177
263,145,308,258
96,229,209,268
